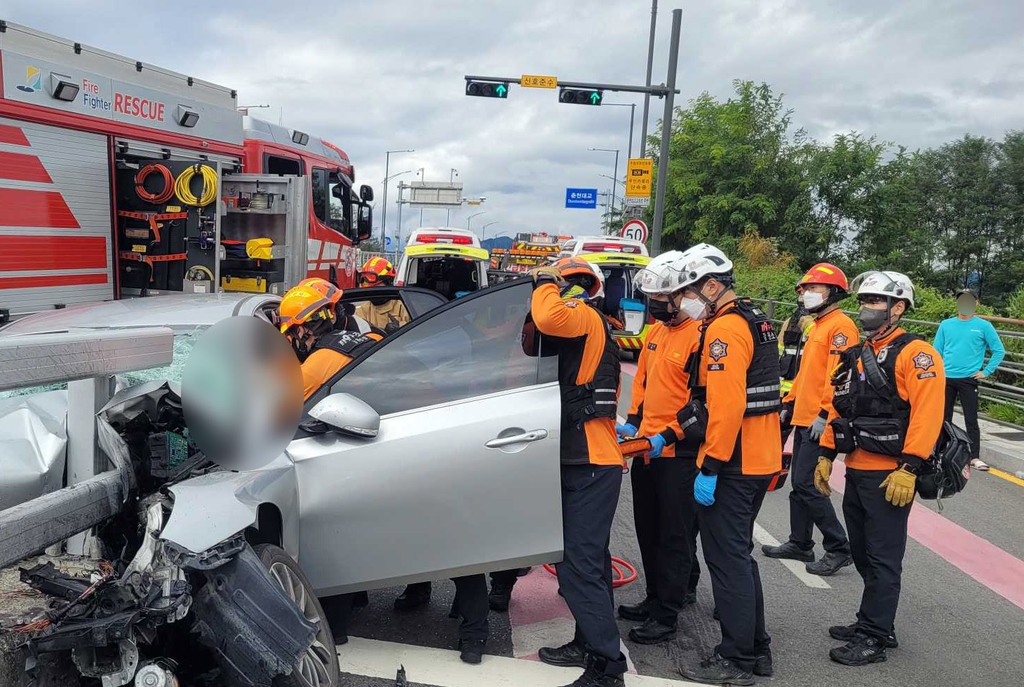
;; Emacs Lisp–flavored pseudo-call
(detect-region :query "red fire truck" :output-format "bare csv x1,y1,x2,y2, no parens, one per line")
0,21,373,319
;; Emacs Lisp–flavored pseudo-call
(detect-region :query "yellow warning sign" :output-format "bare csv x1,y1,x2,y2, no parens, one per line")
521,74,558,89
625,158,654,206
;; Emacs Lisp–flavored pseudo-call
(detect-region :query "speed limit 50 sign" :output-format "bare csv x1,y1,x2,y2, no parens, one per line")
621,219,649,244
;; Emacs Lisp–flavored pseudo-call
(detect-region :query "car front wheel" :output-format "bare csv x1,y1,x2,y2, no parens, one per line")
254,544,341,687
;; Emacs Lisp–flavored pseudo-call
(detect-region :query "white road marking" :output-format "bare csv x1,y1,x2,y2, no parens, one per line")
338,637,701,686
752,522,831,589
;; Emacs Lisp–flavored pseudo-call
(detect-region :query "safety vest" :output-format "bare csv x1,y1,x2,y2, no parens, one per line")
688,299,782,417
778,311,813,396
314,330,378,359
831,333,921,457
559,311,621,426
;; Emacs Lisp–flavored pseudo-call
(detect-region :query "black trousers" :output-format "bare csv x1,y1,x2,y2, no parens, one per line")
944,377,981,459
788,427,850,554
630,457,698,625
558,463,626,675
698,476,771,672
451,574,489,642
843,468,911,642
490,568,521,590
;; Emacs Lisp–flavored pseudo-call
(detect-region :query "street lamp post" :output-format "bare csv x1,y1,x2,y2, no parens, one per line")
481,221,500,239
600,174,626,188
467,212,486,230
417,168,425,227
589,148,621,214
447,168,459,226
604,103,637,162
383,149,414,244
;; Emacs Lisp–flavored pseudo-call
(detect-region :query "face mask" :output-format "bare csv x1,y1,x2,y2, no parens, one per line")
802,291,826,312
957,301,976,317
649,299,675,322
858,307,889,335
679,296,708,321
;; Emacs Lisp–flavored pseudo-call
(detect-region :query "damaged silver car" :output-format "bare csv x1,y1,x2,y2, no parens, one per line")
1,281,564,687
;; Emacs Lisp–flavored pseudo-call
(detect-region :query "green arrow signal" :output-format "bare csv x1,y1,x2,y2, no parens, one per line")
496,84,508,97
589,92,601,105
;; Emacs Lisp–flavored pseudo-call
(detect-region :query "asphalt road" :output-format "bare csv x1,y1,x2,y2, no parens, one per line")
340,366,1024,686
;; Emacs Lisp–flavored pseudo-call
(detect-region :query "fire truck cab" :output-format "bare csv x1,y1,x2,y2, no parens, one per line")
0,21,372,320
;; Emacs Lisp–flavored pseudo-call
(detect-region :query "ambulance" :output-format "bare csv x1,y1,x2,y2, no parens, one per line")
0,21,374,320
396,227,490,299
559,236,653,359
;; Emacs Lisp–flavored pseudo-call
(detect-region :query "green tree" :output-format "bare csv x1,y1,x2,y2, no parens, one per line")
648,80,810,252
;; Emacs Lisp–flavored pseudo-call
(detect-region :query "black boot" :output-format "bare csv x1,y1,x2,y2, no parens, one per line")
753,647,773,677
627,618,676,645
488,582,514,612
617,597,650,622
805,551,854,576
829,623,898,648
679,653,754,686
459,639,485,665
539,639,587,668
394,582,431,611
559,654,626,687
761,541,815,562
829,634,887,666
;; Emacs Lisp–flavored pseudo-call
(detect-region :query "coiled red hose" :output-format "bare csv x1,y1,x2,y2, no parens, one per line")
544,556,638,588
135,163,175,204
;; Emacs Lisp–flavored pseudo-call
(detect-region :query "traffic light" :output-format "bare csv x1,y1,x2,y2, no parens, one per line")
466,80,509,99
559,88,603,106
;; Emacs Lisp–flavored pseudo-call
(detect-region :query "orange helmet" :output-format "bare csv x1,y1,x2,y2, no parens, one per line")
299,277,343,306
797,263,848,292
553,257,605,299
278,285,335,335
359,256,397,286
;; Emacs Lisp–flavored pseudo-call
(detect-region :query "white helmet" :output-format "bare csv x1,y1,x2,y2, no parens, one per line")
633,250,689,295
676,243,734,290
850,270,915,308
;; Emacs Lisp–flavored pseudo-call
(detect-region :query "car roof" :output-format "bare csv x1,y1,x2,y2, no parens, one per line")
0,294,278,336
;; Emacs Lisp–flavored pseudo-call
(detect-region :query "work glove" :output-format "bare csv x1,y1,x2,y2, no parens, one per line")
880,465,917,507
779,401,794,428
530,266,564,285
809,415,828,441
615,423,639,438
813,457,833,496
647,434,667,459
694,472,718,506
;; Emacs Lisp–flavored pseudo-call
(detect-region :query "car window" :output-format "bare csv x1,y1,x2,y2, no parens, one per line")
404,290,447,316
328,281,537,415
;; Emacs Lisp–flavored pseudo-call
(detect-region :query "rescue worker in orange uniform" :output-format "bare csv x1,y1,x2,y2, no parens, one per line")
277,283,382,401
816,271,945,666
672,244,781,686
763,264,859,576
355,257,412,335
615,251,703,646
531,258,628,687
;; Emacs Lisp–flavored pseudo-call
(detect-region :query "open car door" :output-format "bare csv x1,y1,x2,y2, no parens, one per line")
336,285,447,335
290,280,563,596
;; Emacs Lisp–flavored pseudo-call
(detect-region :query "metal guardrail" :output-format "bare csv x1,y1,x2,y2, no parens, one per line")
753,298,1024,422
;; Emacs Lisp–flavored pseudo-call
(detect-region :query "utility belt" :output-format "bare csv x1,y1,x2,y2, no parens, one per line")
829,416,907,456
562,382,618,425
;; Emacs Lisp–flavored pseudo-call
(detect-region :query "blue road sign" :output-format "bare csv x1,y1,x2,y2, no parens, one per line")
566,188,598,209
385,236,393,249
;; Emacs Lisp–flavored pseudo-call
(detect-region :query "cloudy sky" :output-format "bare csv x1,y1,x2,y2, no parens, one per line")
7,0,1024,243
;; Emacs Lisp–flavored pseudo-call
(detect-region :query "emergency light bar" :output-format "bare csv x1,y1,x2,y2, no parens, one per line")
417,234,473,245
583,242,642,254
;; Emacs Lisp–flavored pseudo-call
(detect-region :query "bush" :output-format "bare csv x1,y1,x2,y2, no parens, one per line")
1007,285,1024,321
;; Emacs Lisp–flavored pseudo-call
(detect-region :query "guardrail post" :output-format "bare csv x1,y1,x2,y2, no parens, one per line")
767,299,776,321
65,376,112,556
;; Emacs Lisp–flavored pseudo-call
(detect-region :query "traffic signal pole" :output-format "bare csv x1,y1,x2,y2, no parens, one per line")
650,9,681,257
464,7,682,257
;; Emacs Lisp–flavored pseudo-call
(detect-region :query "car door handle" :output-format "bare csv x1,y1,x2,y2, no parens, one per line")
486,429,549,448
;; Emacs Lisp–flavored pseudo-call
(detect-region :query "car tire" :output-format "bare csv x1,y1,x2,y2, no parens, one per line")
253,544,342,687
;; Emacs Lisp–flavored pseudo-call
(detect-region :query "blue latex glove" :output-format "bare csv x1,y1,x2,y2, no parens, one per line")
616,423,639,438
694,472,718,506
809,415,828,441
647,434,667,458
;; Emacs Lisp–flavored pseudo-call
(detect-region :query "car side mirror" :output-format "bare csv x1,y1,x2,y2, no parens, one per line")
308,393,380,438
360,184,374,202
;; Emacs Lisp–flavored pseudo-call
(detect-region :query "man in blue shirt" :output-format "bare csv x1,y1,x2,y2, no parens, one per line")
933,289,1006,470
